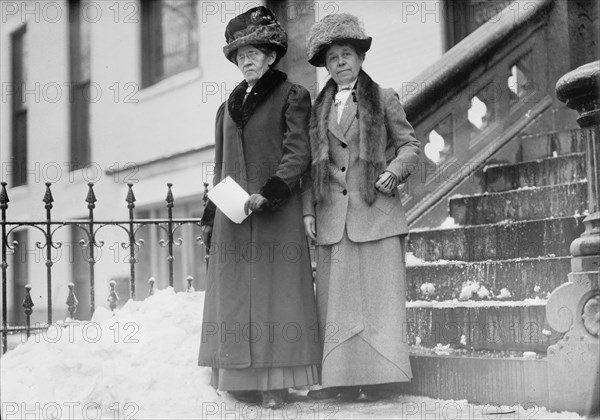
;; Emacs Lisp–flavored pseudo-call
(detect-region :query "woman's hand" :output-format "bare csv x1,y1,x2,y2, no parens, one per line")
244,193,268,215
303,215,317,241
375,171,398,195
200,225,212,248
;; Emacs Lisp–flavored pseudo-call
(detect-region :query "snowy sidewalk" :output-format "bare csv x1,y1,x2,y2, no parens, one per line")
0,288,585,420
201,390,583,420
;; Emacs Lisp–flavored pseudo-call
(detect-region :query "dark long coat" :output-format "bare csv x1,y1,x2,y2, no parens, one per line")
198,70,322,369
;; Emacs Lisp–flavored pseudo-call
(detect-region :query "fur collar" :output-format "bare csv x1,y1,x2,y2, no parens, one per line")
228,68,287,128
310,70,385,205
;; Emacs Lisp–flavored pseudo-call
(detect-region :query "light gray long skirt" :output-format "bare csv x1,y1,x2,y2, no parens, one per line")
211,365,319,391
315,229,413,387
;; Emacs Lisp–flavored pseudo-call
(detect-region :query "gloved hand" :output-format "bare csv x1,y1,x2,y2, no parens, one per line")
375,170,398,195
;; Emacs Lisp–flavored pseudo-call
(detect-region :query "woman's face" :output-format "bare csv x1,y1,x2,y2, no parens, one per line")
324,44,363,86
236,45,276,86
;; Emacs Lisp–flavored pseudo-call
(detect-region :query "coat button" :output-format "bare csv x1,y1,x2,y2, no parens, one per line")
342,189,347,195
341,167,346,172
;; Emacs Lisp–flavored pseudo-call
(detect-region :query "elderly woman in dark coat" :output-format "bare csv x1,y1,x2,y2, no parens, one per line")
198,6,321,409
302,14,421,402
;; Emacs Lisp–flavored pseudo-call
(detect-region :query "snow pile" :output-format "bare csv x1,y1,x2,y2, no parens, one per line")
459,281,513,301
419,282,436,299
0,288,219,419
405,252,424,266
477,285,491,299
438,216,458,229
459,280,482,301
432,343,453,355
498,287,512,299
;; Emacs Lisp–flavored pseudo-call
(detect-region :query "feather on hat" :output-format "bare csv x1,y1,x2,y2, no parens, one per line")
223,6,288,64
306,13,372,67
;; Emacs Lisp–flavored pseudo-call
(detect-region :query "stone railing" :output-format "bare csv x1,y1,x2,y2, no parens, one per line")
401,0,555,225
546,60,600,416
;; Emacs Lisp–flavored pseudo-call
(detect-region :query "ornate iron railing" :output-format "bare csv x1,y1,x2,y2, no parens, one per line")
0,181,209,354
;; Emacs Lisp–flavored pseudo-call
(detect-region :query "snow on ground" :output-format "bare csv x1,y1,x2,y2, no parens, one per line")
0,288,584,419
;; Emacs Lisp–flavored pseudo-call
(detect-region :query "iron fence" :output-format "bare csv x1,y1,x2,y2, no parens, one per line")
0,181,209,354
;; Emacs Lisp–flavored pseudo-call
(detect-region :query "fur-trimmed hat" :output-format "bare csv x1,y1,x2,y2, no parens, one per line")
306,13,372,67
223,6,288,64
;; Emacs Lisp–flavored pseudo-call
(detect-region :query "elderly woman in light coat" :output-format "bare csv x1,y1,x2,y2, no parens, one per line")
302,13,421,402
198,6,321,409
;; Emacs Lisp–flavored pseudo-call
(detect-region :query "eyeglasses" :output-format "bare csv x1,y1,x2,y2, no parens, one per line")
236,50,263,64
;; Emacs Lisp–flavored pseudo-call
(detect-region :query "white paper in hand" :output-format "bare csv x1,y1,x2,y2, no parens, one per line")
207,176,251,224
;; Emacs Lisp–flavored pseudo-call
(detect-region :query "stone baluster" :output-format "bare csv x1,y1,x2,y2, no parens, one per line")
547,60,600,416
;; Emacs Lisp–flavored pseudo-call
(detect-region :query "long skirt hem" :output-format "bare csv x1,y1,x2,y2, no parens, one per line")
211,365,320,391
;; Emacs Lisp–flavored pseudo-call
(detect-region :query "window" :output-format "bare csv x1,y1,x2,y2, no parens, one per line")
69,0,91,170
141,0,199,87
11,26,27,187
442,0,515,51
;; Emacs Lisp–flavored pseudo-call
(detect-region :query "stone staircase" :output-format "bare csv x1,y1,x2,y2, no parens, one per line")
400,129,588,407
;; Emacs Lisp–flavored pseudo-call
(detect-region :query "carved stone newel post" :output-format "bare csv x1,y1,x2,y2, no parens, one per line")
547,60,600,415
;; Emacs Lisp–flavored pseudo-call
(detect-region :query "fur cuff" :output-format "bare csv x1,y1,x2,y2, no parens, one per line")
260,176,291,210
200,200,217,226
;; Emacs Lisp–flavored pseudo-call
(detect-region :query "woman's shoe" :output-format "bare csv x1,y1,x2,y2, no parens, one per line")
261,389,286,409
338,386,360,401
307,387,343,399
307,386,360,400
229,390,261,404
355,386,382,403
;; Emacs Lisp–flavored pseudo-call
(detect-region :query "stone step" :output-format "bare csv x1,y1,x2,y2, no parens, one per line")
519,129,586,161
449,181,588,226
397,351,549,407
405,301,559,353
408,216,585,262
484,152,586,193
406,256,571,301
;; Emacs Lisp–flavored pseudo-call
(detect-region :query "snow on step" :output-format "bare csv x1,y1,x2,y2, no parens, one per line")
406,255,571,301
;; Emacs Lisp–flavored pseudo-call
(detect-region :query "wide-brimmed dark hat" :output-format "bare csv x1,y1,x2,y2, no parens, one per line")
306,13,372,67
223,6,288,64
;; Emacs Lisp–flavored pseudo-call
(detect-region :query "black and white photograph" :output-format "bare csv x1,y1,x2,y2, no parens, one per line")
0,0,599,418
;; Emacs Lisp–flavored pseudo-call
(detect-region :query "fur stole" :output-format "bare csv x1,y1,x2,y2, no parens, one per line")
228,68,287,128
310,70,386,205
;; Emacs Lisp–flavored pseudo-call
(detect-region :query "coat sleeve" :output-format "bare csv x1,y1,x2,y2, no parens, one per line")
200,101,226,226
382,88,421,182
260,85,312,208
300,171,315,217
